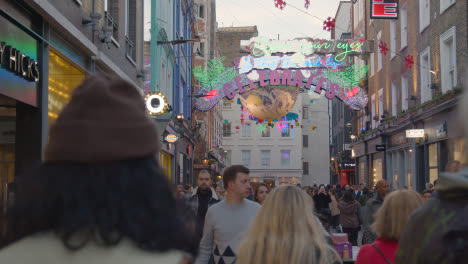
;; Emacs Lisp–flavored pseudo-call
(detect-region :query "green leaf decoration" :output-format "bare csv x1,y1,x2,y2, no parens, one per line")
325,65,369,88
193,57,237,89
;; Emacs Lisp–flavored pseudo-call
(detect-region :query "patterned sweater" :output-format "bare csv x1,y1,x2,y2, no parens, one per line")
195,199,260,264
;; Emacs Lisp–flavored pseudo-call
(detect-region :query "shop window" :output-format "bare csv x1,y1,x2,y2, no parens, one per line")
125,0,137,63
420,47,432,103
428,143,438,185
223,123,231,137
48,50,86,125
372,158,383,186
440,27,457,92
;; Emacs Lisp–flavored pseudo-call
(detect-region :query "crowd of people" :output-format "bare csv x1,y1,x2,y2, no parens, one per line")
0,74,466,264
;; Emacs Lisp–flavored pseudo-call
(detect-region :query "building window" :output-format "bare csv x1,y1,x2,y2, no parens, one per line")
419,0,430,32
390,20,396,59
261,150,270,166
303,135,308,147
441,0,456,14
401,74,408,111
391,82,397,117
281,150,290,168
223,123,231,137
223,99,231,109
378,88,383,122
440,26,457,92
302,106,308,119
303,162,309,175
262,127,271,137
242,123,251,137
401,5,407,49
281,127,290,137
370,52,375,76
125,0,136,63
104,0,119,41
371,94,376,128
420,47,432,103
198,42,205,57
241,150,251,167
377,31,382,71
199,5,205,18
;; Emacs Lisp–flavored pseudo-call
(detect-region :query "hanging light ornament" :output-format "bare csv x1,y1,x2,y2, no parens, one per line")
323,17,336,32
378,41,389,55
304,0,310,9
274,0,286,10
311,126,316,130
405,55,414,69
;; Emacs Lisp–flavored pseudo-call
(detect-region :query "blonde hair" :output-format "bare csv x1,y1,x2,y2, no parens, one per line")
237,185,340,264
372,190,424,241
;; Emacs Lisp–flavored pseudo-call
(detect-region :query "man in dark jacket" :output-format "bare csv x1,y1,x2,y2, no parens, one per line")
362,179,390,244
187,170,220,241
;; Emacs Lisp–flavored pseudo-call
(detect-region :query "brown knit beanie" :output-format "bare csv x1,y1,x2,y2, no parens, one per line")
44,74,160,163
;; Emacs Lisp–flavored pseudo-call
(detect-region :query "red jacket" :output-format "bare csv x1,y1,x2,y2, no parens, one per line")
355,237,398,264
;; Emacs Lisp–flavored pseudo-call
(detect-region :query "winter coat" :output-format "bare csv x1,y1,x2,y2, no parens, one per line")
363,193,383,244
338,200,362,229
329,195,340,216
396,168,468,264
356,237,398,264
0,232,186,264
358,193,372,207
316,193,332,212
186,187,220,216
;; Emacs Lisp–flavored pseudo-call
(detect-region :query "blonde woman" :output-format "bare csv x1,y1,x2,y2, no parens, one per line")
355,190,424,264
237,185,341,264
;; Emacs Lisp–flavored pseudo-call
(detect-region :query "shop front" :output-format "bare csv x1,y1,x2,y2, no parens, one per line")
340,162,356,186
416,108,465,191
0,5,44,243
352,141,366,185
386,130,413,190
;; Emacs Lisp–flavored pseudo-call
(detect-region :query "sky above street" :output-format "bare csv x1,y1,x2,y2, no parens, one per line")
216,0,343,40
144,0,343,41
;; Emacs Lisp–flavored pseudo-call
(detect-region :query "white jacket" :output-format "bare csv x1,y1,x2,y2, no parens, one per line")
0,232,185,264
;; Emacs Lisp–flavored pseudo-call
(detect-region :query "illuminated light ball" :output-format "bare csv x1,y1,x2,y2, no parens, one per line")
311,126,316,130
258,119,263,124
347,91,354,97
352,87,359,94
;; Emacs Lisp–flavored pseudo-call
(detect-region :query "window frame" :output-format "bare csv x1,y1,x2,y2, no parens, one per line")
281,150,291,168
400,4,408,50
390,20,396,59
261,150,271,166
439,26,457,92
419,0,430,33
420,47,432,103
241,150,251,167
401,74,409,111
440,0,456,14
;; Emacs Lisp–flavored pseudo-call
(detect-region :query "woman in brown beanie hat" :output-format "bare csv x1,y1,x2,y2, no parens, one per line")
0,74,197,264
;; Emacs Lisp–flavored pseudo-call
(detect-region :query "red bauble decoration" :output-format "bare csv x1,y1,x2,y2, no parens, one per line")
291,125,294,129
304,0,310,9
258,119,263,124
378,41,389,55
347,91,354,98
323,17,336,32
352,87,359,94
274,0,286,10
405,55,414,69
235,126,240,129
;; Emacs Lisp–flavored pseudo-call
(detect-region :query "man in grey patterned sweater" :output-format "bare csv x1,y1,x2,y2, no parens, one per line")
195,165,260,264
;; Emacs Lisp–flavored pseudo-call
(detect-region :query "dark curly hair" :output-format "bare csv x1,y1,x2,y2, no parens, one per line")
6,155,198,256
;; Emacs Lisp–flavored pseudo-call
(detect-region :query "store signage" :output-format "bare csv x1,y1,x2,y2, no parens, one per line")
145,92,169,116
164,134,179,143
187,145,192,155
342,162,356,169
406,129,425,138
0,41,40,82
370,0,399,19
376,144,387,151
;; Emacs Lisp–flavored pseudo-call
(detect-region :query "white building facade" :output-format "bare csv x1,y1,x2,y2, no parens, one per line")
221,95,303,187
301,93,332,186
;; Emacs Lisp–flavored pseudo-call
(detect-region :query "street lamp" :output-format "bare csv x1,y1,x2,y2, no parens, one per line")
176,114,184,121
346,122,352,128
350,134,356,140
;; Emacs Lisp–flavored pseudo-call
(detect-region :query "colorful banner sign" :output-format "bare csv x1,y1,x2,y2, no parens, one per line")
370,0,399,19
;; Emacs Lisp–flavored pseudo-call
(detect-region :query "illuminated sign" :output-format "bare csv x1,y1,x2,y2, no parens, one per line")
371,0,399,19
145,92,169,116
165,134,179,143
376,145,387,151
193,37,373,114
406,129,425,138
0,41,40,82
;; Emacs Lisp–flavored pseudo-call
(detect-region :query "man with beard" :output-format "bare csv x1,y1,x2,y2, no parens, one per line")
188,170,220,241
